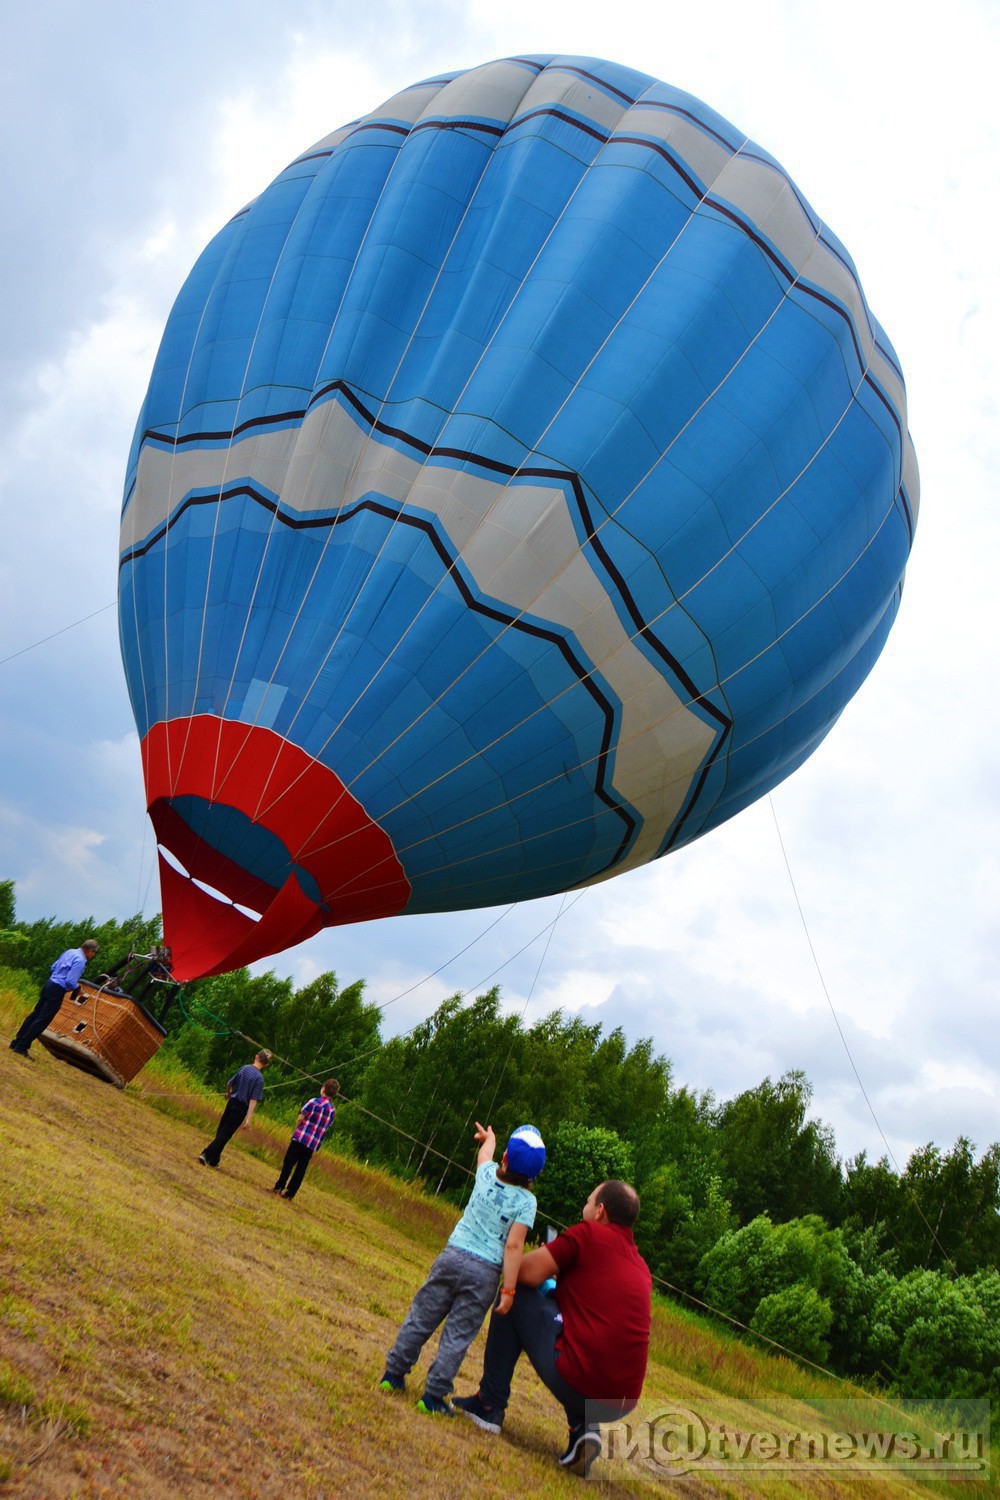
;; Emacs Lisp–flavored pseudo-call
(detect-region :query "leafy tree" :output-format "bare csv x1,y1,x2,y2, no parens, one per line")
655,1173,738,1294
625,1081,733,1289
4,905,162,990
585,1028,674,1185
845,1139,1000,1275
0,879,15,929
632,1160,692,1277
352,994,665,1209
535,1122,634,1233
632,1155,737,1293
269,972,380,1102
967,1270,1000,1401
895,1138,1000,1274
353,990,521,1197
713,1070,843,1224
843,1152,904,1244
656,1085,723,1181
698,1212,876,1372
698,1215,777,1324
0,930,28,968
190,968,294,1089
0,875,27,968
514,1010,603,1125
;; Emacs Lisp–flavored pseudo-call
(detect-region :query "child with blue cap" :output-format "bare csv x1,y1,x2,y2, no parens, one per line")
379,1121,546,1416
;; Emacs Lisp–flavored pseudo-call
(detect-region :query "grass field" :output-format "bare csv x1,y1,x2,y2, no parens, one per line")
0,983,991,1498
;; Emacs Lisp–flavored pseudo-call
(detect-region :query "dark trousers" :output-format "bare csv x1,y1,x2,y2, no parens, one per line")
479,1287,588,1427
202,1098,248,1164
275,1139,315,1197
10,980,66,1053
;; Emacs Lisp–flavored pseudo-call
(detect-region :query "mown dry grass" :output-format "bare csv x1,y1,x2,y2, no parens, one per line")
0,985,989,1498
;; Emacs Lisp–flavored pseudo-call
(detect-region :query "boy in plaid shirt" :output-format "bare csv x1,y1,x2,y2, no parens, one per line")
273,1079,340,1200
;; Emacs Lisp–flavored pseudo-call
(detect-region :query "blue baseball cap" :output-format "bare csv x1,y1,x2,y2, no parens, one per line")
506,1124,546,1178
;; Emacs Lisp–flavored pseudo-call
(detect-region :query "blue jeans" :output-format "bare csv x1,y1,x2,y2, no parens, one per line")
479,1286,588,1426
478,1287,631,1431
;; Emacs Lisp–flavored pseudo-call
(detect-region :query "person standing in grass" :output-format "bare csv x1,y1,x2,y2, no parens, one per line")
378,1122,545,1417
273,1079,340,1200
8,939,99,1057
198,1049,272,1168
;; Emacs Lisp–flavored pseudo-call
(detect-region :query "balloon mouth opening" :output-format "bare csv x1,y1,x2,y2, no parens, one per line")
156,841,264,922
150,793,326,916
141,716,411,979
149,791,331,981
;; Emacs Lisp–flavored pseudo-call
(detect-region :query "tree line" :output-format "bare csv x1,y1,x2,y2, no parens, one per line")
1,882,996,1404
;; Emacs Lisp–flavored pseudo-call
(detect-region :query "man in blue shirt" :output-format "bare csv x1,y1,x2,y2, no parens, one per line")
9,940,100,1057
199,1050,272,1167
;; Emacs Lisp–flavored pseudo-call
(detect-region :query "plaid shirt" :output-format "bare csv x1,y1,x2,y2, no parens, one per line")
291,1096,336,1151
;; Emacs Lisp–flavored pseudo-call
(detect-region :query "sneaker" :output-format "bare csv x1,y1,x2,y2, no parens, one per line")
198,1153,216,1167
452,1393,503,1434
377,1372,405,1393
416,1393,455,1417
558,1426,602,1476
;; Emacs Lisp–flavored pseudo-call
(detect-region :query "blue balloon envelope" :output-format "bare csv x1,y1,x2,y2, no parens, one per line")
120,55,918,979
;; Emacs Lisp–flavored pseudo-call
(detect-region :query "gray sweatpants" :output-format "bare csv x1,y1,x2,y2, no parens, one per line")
385,1245,501,1398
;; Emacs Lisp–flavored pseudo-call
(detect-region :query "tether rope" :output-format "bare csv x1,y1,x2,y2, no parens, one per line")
766,793,963,1280
0,602,117,667
260,889,589,1093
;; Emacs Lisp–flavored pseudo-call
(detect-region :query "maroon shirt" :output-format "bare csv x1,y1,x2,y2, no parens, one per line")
547,1219,652,1400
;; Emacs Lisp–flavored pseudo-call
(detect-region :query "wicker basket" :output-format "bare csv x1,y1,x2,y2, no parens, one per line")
40,979,167,1088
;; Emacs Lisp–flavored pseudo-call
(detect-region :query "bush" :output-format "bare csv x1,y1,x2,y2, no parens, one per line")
0,966,36,1007
869,1268,1000,1399
535,1122,634,1232
750,1282,834,1365
0,930,28,967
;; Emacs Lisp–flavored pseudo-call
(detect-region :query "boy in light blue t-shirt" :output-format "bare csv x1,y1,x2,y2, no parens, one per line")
379,1121,546,1415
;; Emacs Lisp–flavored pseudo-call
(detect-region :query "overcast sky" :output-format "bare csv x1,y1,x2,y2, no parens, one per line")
2,0,997,1171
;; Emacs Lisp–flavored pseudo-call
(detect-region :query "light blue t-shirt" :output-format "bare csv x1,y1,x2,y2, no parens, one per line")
448,1161,537,1265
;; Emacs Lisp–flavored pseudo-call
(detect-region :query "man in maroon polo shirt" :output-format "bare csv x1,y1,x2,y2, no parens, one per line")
454,1179,652,1478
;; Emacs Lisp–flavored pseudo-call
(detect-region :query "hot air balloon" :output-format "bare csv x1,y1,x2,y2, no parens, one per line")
120,54,918,982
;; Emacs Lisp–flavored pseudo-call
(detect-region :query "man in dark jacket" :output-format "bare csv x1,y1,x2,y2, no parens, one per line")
454,1179,652,1477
